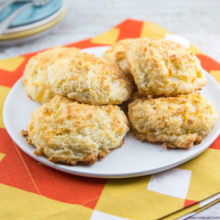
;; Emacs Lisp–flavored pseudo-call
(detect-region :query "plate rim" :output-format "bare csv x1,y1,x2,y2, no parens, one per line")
0,23,61,46
3,46,220,179
4,4,65,34
0,9,65,40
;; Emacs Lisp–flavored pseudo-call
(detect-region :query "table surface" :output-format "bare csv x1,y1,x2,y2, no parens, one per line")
0,0,219,218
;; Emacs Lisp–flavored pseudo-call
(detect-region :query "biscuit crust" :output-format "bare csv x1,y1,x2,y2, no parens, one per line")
23,47,82,103
25,95,129,165
102,39,132,78
127,38,206,97
23,47,133,104
49,51,133,105
128,93,218,149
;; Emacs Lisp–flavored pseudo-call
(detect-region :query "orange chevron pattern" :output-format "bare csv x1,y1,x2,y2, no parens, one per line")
0,19,219,219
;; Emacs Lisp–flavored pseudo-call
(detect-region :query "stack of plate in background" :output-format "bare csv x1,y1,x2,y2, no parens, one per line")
0,0,64,46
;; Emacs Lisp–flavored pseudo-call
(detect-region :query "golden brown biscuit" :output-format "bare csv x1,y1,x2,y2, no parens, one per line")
23,47,133,104
127,38,206,97
25,95,129,165
128,93,218,149
102,39,132,77
23,47,82,103
49,51,133,105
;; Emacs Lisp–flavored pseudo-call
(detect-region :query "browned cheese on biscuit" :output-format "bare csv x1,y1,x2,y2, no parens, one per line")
127,38,206,97
23,47,133,104
128,93,218,149
26,95,129,165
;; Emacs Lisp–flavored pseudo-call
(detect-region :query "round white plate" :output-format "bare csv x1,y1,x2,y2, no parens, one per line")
3,46,220,179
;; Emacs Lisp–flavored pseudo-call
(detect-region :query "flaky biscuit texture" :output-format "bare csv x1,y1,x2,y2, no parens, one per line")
49,50,133,105
23,47,82,103
23,47,133,104
27,95,129,164
102,39,132,77
127,38,206,97
128,93,218,148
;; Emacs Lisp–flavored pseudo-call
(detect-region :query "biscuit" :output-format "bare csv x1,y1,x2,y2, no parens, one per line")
23,47,133,104
102,39,132,77
23,47,82,103
127,38,206,97
128,93,218,149
49,51,133,105
25,95,129,165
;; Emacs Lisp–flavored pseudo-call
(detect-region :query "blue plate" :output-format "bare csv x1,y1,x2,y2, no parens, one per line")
0,0,62,28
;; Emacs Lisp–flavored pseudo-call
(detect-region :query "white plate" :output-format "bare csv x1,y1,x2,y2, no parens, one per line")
3,46,220,179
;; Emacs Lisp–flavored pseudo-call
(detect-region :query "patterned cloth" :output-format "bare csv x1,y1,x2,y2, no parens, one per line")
0,19,220,220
